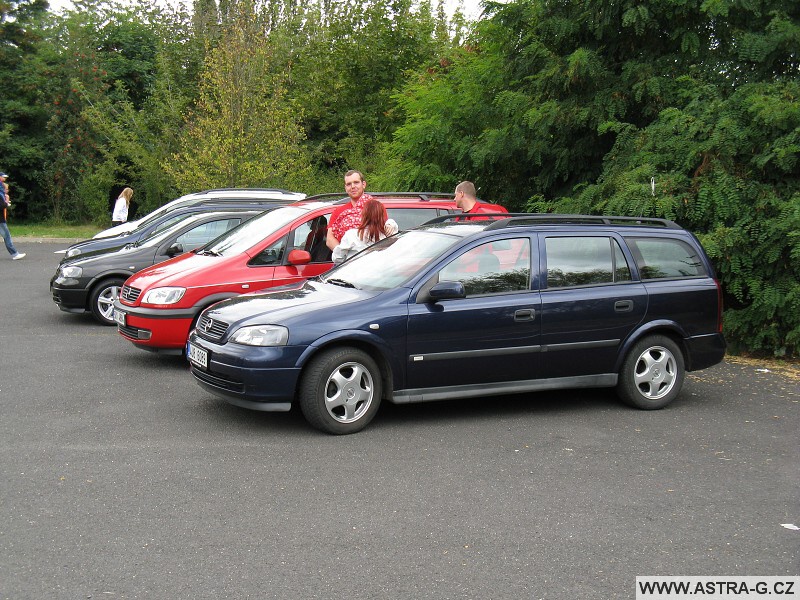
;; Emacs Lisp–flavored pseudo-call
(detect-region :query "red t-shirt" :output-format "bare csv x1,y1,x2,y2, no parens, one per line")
329,194,388,241
458,202,508,221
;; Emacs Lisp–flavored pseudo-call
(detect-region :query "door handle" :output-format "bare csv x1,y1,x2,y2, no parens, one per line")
615,300,634,312
514,309,536,322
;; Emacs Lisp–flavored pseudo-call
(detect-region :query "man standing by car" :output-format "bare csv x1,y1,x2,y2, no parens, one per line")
454,181,507,218
326,170,387,250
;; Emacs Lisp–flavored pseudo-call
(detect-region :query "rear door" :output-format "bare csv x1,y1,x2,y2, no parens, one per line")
537,233,647,377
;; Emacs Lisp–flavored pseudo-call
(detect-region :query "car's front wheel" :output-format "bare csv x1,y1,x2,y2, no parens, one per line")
89,277,126,325
299,347,383,434
616,335,685,409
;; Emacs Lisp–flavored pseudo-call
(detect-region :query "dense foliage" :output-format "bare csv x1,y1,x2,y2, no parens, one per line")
0,0,797,355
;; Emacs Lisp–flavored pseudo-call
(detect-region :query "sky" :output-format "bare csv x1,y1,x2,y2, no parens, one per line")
46,0,487,21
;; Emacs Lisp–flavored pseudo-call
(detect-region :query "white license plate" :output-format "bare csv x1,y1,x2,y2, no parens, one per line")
114,309,126,326
187,343,208,369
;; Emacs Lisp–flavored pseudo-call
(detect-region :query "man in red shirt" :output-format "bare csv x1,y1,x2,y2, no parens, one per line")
454,181,507,219
326,170,387,250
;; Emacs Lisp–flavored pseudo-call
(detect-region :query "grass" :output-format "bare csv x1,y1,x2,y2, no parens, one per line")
11,223,102,239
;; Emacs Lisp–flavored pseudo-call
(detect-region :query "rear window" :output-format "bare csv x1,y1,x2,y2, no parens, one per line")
385,207,451,230
625,237,707,279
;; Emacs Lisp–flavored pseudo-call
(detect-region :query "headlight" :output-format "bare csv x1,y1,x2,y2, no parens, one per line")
142,287,186,305
60,265,82,278
65,248,81,258
54,264,83,285
230,325,289,347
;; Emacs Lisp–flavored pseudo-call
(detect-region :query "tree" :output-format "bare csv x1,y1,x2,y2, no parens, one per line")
167,2,311,191
0,0,50,220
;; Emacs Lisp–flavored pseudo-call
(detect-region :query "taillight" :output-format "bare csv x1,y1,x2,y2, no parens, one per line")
715,279,724,333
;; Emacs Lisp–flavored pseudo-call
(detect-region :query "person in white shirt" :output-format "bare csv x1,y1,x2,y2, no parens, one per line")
332,198,398,264
112,187,134,226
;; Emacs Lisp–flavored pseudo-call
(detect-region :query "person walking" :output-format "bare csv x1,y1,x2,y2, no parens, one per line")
112,187,134,226
0,172,25,260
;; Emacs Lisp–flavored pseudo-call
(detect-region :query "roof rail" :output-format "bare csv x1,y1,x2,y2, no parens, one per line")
304,191,456,204
196,188,300,195
423,213,681,229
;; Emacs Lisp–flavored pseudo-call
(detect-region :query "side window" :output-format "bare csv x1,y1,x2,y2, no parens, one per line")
545,236,630,288
439,238,531,296
626,237,706,279
175,218,240,251
385,208,444,230
251,236,287,266
290,215,332,263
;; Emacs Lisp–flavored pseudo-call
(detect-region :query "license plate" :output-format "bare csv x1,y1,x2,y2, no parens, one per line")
187,342,208,369
114,309,126,326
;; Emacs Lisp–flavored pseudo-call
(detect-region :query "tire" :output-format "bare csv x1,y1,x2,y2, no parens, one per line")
89,277,126,326
299,347,383,434
616,335,685,410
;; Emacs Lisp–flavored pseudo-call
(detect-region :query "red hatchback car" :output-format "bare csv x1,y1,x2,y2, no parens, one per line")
114,193,504,354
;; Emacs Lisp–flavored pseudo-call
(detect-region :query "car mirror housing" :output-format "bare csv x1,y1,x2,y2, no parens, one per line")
287,249,312,265
428,280,466,301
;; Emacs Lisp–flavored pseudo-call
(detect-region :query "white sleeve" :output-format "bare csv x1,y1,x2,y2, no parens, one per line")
384,219,398,236
332,228,359,264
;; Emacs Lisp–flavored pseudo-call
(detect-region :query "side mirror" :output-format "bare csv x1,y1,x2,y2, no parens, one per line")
428,280,466,301
166,242,184,257
287,249,312,265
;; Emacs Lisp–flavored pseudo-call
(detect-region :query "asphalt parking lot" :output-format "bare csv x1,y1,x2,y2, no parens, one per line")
2,240,798,599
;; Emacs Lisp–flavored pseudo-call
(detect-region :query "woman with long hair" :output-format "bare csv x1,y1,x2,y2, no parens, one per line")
332,198,398,263
112,187,134,226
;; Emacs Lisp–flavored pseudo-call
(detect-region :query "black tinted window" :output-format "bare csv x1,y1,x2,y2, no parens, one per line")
545,237,631,288
626,237,706,279
439,238,531,296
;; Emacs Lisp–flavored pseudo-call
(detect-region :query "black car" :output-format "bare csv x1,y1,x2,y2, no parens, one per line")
188,214,726,434
59,188,305,263
51,210,262,325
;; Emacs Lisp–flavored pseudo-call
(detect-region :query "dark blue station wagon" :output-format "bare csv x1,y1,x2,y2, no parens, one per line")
187,215,726,434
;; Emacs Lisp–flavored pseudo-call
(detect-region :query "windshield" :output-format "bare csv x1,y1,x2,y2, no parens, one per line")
127,213,216,250
204,206,308,257
321,230,462,291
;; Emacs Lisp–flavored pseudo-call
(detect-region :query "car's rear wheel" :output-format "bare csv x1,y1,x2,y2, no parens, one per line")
299,347,382,434
616,335,685,409
89,277,126,326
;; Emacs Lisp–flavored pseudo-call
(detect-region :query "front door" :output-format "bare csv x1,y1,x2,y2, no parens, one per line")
406,236,541,393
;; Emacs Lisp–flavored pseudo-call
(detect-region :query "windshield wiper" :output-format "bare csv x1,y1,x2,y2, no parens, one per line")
196,248,220,256
327,278,357,289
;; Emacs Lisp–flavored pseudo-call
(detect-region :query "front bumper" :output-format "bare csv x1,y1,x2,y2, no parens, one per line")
187,331,304,409
114,300,194,350
50,282,90,313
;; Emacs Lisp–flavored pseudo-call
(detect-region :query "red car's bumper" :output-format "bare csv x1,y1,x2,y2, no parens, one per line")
115,305,194,352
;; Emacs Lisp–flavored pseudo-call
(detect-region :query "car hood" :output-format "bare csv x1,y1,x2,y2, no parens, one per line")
125,252,221,290
205,279,376,326
66,244,158,273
